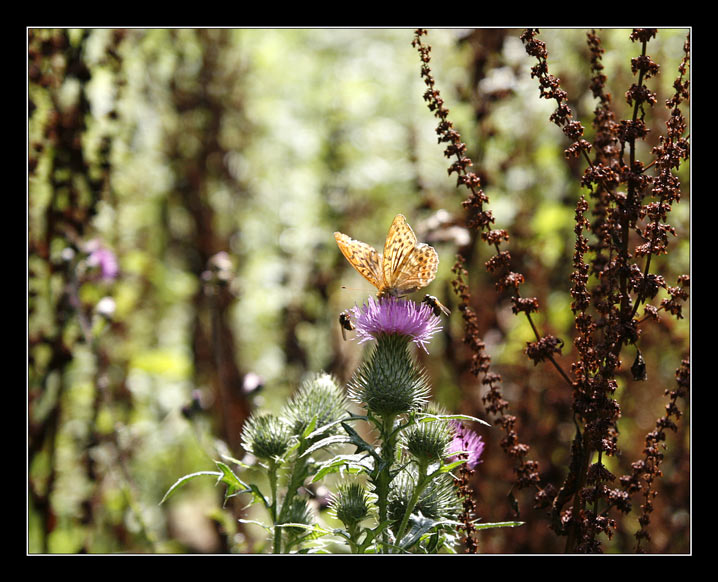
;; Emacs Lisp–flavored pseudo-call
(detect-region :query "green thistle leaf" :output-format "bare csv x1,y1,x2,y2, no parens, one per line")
159,470,222,505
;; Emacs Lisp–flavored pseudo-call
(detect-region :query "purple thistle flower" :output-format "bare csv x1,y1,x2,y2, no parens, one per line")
349,296,441,353
86,240,119,281
447,421,485,470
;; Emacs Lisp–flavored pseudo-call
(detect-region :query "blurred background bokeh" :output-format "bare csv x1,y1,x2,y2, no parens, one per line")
28,28,689,553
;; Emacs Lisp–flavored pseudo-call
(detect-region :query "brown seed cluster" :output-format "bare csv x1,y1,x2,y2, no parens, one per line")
619,358,690,552
415,28,690,553
520,28,690,552
413,30,548,547
454,452,479,553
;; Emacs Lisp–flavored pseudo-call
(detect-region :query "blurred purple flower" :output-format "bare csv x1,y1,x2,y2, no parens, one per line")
447,421,485,470
349,296,441,353
242,372,265,395
86,240,119,281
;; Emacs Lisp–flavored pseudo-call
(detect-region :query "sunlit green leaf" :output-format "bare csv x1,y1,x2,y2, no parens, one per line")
159,471,221,505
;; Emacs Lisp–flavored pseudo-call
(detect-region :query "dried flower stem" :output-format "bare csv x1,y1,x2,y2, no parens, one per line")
521,28,689,552
413,27,689,554
455,452,479,552
620,358,690,552
412,29,555,524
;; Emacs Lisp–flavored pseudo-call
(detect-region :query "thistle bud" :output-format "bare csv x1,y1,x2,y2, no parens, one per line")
348,333,431,417
331,482,371,528
387,466,460,525
240,413,293,461
284,497,314,529
280,372,348,440
403,413,453,465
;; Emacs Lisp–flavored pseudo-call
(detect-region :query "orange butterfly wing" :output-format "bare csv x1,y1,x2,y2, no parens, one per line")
334,232,384,291
335,214,438,297
382,214,438,297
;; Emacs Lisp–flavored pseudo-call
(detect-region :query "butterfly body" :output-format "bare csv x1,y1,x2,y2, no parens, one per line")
334,214,439,298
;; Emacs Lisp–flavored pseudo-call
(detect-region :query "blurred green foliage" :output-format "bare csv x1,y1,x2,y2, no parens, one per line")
28,28,689,554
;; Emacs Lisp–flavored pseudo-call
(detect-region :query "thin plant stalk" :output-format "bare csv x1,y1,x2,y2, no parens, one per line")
392,459,430,550
374,412,397,553
268,459,282,553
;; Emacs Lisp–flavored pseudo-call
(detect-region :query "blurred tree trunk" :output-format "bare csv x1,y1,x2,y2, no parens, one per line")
167,29,250,454
28,28,98,552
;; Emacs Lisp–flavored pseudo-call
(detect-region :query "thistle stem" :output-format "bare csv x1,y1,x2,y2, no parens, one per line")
393,460,430,550
346,523,362,554
374,412,397,553
268,460,281,554
274,446,310,554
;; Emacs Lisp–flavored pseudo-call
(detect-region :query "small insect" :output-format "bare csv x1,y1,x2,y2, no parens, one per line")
422,294,451,317
631,348,647,381
334,214,439,298
338,310,355,341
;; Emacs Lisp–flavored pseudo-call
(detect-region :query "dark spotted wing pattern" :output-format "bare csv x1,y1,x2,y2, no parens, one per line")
334,232,384,289
335,214,439,298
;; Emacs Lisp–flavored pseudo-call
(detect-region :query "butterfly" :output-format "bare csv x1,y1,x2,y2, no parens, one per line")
334,214,439,298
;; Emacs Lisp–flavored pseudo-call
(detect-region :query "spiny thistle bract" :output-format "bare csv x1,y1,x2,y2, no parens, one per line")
387,465,461,526
347,333,431,417
282,497,315,544
280,372,348,440
330,482,372,528
240,413,293,461
402,407,454,466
